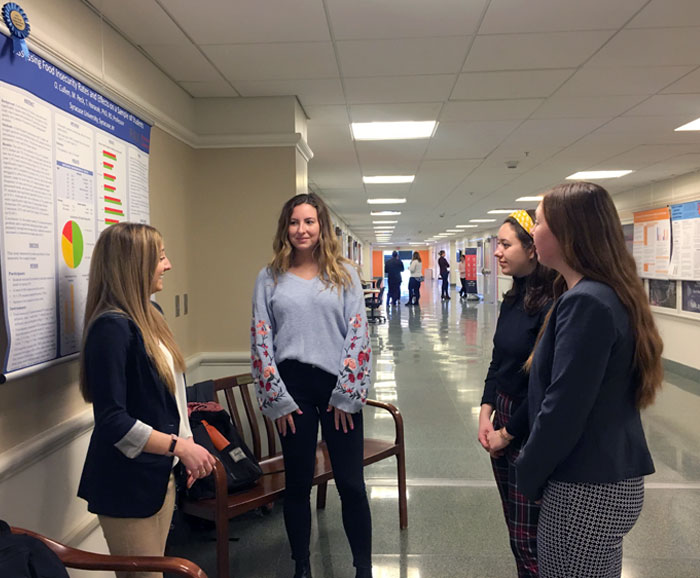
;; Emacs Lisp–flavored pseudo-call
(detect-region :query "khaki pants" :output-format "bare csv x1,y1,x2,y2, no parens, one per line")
98,473,176,578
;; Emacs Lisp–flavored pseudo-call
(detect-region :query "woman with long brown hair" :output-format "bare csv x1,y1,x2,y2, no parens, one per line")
78,223,215,578
251,193,373,578
515,182,663,578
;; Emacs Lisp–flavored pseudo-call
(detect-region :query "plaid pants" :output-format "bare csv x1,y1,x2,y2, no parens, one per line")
492,392,540,578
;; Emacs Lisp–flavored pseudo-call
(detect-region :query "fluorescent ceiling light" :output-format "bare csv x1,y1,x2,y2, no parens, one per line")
516,196,543,202
367,198,406,204
374,226,395,230
445,229,462,233
363,175,415,184
487,209,518,214
456,224,478,228
371,211,401,216
351,121,437,141
469,219,497,223
566,170,633,180
373,220,398,224
675,118,700,131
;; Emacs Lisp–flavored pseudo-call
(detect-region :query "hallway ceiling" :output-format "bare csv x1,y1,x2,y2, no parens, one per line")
91,0,700,245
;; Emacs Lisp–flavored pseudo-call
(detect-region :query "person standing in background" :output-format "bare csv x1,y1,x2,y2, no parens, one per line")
458,254,468,299
478,210,556,577
407,251,422,306
385,251,404,307
515,182,663,578
438,250,450,300
251,193,373,578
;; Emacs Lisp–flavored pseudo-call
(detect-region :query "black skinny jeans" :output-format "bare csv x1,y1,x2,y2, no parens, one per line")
440,271,450,297
408,277,420,303
278,360,372,569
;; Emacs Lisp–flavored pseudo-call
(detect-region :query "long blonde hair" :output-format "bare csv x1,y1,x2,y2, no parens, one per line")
269,193,354,291
79,223,185,402
528,182,663,408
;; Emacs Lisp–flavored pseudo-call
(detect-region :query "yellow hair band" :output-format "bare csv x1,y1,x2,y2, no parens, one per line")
509,210,534,236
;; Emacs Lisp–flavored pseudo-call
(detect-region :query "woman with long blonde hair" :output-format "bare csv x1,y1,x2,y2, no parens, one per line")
515,182,663,578
251,193,373,578
78,223,214,578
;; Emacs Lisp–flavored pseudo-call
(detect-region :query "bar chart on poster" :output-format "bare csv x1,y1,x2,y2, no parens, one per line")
0,35,151,376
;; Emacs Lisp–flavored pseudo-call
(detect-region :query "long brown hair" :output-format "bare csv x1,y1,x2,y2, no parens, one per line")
269,192,354,290
501,211,556,314
533,182,663,408
79,223,185,402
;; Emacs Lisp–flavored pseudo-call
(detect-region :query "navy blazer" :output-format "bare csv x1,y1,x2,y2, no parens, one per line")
515,279,655,501
78,312,180,518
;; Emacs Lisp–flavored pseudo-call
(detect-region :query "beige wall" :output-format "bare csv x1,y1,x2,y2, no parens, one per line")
189,147,299,353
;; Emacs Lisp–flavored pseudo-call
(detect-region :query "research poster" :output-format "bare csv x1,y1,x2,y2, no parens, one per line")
633,207,671,279
668,200,700,281
0,40,151,374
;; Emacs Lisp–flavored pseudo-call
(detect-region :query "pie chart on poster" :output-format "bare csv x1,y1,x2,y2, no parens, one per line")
61,220,84,268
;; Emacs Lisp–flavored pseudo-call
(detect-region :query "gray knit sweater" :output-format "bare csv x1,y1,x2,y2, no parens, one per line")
250,265,372,419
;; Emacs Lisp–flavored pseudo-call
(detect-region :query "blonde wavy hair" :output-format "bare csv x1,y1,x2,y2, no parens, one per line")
269,193,355,291
79,223,185,401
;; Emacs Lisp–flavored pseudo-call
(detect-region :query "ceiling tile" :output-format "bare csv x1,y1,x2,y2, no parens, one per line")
452,70,574,99
531,95,647,119
628,0,700,28
441,99,544,121
142,44,221,82
202,43,338,81
234,78,345,106
479,0,647,33
326,0,488,39
344,75,454,104
349,103,443,122
555,65,694,97
623,94,700,118
305,105,351,125
356,140,430,173
587,28,700,67
163,0,330,44
661,68,700,94
98,0,187,45
464,31,614,71
337,37,471,77
426,120,521,159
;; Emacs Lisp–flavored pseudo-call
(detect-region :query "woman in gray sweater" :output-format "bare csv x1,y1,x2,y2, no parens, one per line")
251,193,373,578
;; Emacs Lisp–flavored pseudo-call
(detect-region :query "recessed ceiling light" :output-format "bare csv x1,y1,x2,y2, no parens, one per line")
351,121,437,141
367,198,407,204
566,170,633,179
445,229,462,233
469,219,497,223
371,211,401,216
373,220,398,224
675,118,700,131
374,226,395,230
363,175,415,184
487,209,518,214
456,224,478,228
515,196,543,202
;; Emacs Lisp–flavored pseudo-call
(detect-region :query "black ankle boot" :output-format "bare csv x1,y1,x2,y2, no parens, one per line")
293,560,312,578
355,567,372,578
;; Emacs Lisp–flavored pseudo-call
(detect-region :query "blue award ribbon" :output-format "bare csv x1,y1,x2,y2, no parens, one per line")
2,3,30,58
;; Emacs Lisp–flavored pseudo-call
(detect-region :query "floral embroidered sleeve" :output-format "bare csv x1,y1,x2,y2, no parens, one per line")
250,270,299,420
330,272,372,414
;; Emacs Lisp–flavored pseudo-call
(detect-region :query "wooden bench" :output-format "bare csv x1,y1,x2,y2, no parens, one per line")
181,372,407,578
10,526,207,577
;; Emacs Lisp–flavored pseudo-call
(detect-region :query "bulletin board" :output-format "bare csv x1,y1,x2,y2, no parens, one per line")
0,35,151,378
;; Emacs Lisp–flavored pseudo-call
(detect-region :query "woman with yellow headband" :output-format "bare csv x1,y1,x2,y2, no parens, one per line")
478,209,556,577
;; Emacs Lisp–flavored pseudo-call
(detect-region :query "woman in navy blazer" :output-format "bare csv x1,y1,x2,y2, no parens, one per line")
78,223,214,576
515,182,664,578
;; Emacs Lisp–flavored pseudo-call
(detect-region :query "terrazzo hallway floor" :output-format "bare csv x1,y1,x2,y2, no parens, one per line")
170,282,700,578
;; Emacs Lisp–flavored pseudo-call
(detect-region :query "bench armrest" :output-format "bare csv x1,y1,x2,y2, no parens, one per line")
365,398,405,447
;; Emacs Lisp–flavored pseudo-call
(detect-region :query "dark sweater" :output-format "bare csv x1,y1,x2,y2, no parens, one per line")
515,279,655,501
438,256,449,275
481,276,551,439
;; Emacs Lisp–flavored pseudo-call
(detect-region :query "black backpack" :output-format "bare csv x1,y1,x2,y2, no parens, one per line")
0,521,69,578
186,402,263,500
